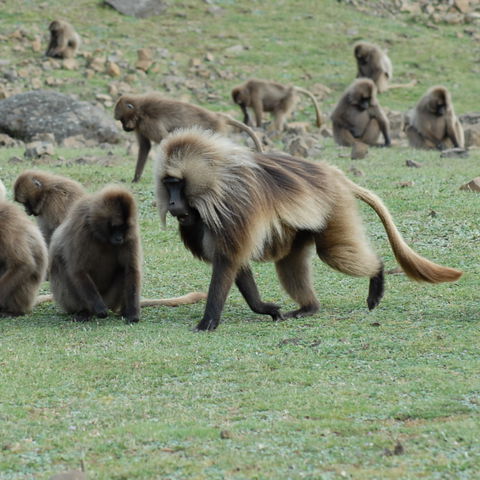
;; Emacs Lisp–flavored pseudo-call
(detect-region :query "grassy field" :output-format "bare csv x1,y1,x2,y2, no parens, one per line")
0,1,479,479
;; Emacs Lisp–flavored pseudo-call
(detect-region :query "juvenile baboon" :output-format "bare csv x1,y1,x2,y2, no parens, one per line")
114,93,263,182
45,20,81,59
154,128,462,331
231,78,323,130
0,198,48,316
354,42,392,94
404,86,465,150
14,170,86,245
49,185,205,322
331,78,391,149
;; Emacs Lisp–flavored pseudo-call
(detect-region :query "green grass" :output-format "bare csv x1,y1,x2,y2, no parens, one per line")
1,1,480,479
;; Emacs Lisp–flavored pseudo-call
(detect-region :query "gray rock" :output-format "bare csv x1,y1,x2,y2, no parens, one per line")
0,90,121,144
104,0,167,18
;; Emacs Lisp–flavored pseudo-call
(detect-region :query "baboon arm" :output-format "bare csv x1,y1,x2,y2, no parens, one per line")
373,107,391,145
70,270,108,317
133,134,152,182
446,117,461,148
121,265,141,322
235,266,283,320
196,253,239,331
338,127,359,146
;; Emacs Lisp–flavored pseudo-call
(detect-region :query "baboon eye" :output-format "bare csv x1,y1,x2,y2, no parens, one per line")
127,103,134,110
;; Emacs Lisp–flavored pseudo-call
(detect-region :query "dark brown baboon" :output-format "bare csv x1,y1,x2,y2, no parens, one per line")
0,198,48,316
405,86,465,150
114,93,264,182
154,128,462,331
49,185,205,322
331,78,391,149
45,20,81,59
14,170,86,245
231,78,323,130
354,42,416,93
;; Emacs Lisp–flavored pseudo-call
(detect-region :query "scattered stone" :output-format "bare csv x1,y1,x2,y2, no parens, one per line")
440,148,469,158
406,159,422,168
459,177,480,192
397,180,415,188
351,141,369,159
24,141,55,159
348,165,365,177
286,137,310,157
285,122,310,135
8,156,23,164
107,61,121,77
31,36,42,52
385,108,404,139
386,266,404,275
0,90,121,144
220,430,233,439
31,78,42,89
0,133,18,147
88,56,106,73
62,58,78,71
104,0,168,18
31,132,56,144
224,44,247,55
136,49,153,72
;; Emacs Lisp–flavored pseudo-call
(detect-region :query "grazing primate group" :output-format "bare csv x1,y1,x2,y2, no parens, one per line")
0,20,467,330
114,93,263,182
45,19,81,59
154,129,462,331
14,170,86,245
231,79,323,131
404,86,465,150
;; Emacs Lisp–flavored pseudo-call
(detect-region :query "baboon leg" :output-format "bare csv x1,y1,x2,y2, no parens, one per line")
251,95,263,127
239,103,251,125
235,266,283,321
133,134,152,182
275,233,320,319
196,254,239,331
405,125,430,149
361,119,381,145
314,199,384,309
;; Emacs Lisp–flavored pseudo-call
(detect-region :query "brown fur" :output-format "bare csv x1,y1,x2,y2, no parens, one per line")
114,93,263,182
231,78,323,130
45,20,80,59
331,78,391,148
405,86,465,150
154,129,461,330
14,170,86,245
0,199,48,316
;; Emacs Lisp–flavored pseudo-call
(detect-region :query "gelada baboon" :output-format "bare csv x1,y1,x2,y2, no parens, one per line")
331,78,391,149
405,86,465,150
45,20,81,59
354,42,416,93
114,93,264,183
231,78,323,130
0,197,48,316
154,128,462,331
49,185,205,323
14,170,86,245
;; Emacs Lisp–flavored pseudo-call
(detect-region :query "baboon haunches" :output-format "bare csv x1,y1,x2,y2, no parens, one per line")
154,128,462,331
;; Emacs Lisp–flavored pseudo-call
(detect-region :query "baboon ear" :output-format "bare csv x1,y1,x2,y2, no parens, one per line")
32,178,42,188
126,103,134,110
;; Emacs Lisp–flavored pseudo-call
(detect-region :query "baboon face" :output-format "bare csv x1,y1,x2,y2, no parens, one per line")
231,87,244,105
349,82,374,111
13,176,42,216
162,176,196,226
114,98,138,132
89,195,134,245
428,90,447,116
354,45,369,64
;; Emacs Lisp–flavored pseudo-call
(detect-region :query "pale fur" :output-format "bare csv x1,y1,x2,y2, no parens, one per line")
0,179,6,201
